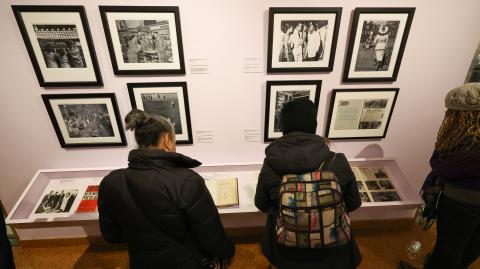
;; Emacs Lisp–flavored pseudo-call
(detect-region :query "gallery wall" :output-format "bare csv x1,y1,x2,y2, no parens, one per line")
1,0,479,240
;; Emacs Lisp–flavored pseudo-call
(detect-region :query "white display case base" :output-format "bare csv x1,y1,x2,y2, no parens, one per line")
7,158,422,234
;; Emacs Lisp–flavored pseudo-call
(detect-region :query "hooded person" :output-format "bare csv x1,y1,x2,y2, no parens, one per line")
255,98,362,269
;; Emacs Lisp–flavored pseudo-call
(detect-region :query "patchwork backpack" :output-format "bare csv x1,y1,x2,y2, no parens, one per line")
276,152,351,248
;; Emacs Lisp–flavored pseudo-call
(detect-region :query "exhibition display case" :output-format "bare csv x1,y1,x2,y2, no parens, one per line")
6,157,422,230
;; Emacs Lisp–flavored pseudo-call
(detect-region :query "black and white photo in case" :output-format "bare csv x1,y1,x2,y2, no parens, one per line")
359,192,371,203
371,191,400,202
42,93,127,148
99,6,185,75
115,20,173,64
12,5,102,87
265,80,321,142
34,189,78,214
267,8,342,73
128,82,193,144
343,8,415,82
325,89,399,139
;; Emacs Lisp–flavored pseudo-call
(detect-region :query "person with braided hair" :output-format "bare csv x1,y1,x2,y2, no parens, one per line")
400,83,480,269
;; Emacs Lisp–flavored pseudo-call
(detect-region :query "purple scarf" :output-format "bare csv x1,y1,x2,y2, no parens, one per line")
426,142,480,190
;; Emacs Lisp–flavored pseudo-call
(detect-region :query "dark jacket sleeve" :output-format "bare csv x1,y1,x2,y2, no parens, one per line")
98,181,126,244
0,209,15,269
180,173,235,260
331,153,362,212
255,161,282,213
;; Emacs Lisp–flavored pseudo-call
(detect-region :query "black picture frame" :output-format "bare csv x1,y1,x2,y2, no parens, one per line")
99,6,186,75
127,82,193,144
324,88,399,140
264,80,322,142
12,5,103,87
267,7,342,73
42,93,127,148
342,8,415,82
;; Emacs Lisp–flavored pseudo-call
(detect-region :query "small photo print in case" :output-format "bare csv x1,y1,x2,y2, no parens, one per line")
31,178,85,218
374,168,389,179
365,180,381,190
360,192,371,203
371,191,400,202
357,181,365,191
377,180,395,190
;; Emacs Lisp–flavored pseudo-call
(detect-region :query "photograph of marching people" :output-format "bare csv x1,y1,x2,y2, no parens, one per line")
343,8,415,82
42,94,127,148
128,82,193,144
99,6,185,75
12,6,102,86
264,80,321,141
267,8,342,73
31,179,84,218
325,89,399,139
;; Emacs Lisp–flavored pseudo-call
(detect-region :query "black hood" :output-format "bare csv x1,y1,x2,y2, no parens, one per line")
265,132,330,174
128,149,201,170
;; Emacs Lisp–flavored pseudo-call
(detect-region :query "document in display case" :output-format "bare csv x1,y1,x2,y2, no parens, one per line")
205,178,239,208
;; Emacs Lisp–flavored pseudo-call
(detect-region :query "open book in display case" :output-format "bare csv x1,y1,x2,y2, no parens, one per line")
6,158,422,231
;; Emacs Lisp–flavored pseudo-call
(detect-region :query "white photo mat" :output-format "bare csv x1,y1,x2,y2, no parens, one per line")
327,91,397,138
48,98,123,144
271,13,337,69
267,84,318,139
20,11,96,83
348,13,408,79
104,12,181,71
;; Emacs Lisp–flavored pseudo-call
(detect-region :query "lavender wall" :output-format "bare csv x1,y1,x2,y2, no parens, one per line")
1,0,479,239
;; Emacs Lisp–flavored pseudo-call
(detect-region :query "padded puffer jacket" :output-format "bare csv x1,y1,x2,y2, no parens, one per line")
98,149,235,269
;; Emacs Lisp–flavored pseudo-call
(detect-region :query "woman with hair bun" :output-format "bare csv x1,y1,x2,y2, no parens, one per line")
98,109,235,269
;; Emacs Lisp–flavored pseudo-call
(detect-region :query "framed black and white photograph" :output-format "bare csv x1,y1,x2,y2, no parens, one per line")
12,6,102,87
267,8,342,73
265,80,321,142
343,8,415,82
99,6,185,75
325,89,399,139
42,93,127,148
127,82,193,144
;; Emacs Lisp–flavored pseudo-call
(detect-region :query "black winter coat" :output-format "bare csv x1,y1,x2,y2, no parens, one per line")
0,209,15,269
98,149,235,269
255,132,362,269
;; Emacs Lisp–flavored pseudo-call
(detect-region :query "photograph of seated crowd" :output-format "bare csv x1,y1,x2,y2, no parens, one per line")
278,20,328,62
355,20,400,71
34,189,78,214
59,104,114,138
115,19,173,64
34,24,86,68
